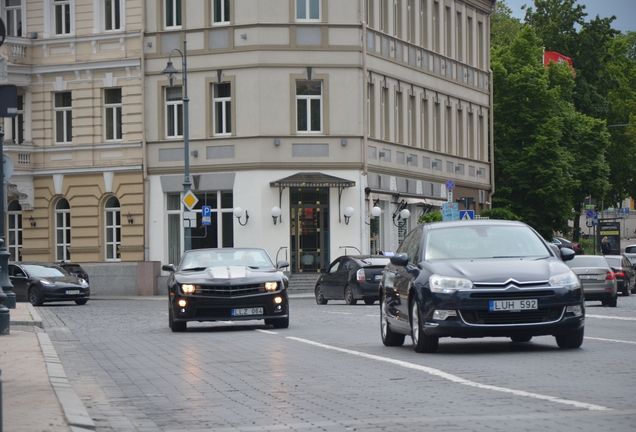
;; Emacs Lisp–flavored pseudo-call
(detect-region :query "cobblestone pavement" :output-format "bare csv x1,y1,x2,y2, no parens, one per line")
35,296,636,432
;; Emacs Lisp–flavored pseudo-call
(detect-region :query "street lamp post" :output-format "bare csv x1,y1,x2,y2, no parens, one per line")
163,41,192,252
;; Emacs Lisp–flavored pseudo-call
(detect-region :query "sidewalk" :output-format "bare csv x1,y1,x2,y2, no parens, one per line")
1,303,94,432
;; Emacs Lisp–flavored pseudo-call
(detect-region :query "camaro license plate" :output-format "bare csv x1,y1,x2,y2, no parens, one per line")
489,299,537,311
66,290,80,295
232,307,263,316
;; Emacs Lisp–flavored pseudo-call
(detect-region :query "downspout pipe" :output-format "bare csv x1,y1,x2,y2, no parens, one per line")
141,1,149,261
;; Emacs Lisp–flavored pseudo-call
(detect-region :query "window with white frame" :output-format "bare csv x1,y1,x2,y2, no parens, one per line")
165,0,181,28
104,88,122,141
7,200,22,261
11,94,24,145
104,196,121,261
213,0,230,24
53,0,72,35
296,80,322,133
55,198,71,262
4,0,23,37
54,92,72,144
394,90,403,143
296,0,320,21
213,82,231,135
104,0,123,31
165,87,183,138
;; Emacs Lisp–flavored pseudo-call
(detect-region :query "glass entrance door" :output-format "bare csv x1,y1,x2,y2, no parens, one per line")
290,188,329,272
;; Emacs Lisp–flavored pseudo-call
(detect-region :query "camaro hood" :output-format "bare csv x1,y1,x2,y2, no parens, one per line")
175,266,284,285
424,258,569,284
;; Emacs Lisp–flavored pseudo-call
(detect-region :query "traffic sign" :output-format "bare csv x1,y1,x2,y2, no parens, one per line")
446,180,455,190
585,210,594,218
459,210,475,220
182,190,198,210
442,202,459,221
202,205,211,226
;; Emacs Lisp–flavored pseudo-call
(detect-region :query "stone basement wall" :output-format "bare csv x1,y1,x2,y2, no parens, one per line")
80,262,163,296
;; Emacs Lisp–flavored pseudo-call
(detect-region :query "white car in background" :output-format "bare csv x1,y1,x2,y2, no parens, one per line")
624,245,636,266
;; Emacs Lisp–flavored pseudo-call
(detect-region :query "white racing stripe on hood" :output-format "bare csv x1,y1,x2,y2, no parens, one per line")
209,266,248,279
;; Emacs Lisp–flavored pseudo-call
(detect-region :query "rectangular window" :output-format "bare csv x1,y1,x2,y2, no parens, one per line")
296,0,320,21
54,0,72,35
446,105,452,154
407,0,415,42
456,11,463,61
54,92,72,144
296,80,322,133
394,91,403,143
165,0,182,28
445,6,451,57
367,83,375,138
381,86,389,140
213,0,230,24
420,0,428,48
457,108,463,157
468,111,474,159
366,0,373,28
478,20,484,69
166,87,183,138
393,0,401,38
380,0,387,32
421,98,429,149
5,0,22,37
11,94,24,145
433,0,439,53
213,82,232,135
467,16,474,66
434,102,441,152
104,88,123,141
408,94,416,146
105,0,122,31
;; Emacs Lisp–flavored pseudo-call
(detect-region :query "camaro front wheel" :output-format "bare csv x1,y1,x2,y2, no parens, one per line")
410,301,439,353
169,307,186,332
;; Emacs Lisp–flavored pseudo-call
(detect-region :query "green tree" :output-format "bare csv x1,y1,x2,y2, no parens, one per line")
491,0,523,48
418,211,442,224
479,207,520,221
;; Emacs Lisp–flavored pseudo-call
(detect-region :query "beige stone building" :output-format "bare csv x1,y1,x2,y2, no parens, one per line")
1,0,495,292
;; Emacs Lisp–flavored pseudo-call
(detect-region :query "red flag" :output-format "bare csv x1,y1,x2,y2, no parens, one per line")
543,51,576,75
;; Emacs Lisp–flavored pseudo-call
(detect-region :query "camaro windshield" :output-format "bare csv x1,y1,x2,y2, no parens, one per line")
180,249,275,270
424,225,550,260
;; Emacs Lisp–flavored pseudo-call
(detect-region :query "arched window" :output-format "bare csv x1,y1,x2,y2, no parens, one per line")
105,196,121,261
55,199,71,261
7,200,22,261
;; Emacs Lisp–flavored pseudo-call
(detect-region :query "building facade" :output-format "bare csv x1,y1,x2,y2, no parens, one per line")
1,0,495,289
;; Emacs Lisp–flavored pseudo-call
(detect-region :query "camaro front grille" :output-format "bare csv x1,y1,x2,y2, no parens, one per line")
195,284,268,296
459,307,564,325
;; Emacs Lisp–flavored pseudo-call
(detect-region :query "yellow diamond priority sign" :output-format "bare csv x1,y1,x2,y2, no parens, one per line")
182,190,198,210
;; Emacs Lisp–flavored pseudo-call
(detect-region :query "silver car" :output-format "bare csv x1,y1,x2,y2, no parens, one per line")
623,244,636,266
565,255,617,307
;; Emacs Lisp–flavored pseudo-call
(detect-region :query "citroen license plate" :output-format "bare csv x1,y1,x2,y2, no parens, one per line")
489,299,537,311
232,307,263,316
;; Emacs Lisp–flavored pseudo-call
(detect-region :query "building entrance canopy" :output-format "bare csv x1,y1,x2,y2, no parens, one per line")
270,172,356,189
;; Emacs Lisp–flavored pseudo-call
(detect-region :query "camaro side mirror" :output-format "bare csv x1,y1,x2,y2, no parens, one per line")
162,264,176,273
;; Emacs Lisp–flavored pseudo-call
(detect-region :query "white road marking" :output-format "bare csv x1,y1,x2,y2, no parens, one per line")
587,314,636,321
286,336,611,411
257,329,278,334
586,337,636,345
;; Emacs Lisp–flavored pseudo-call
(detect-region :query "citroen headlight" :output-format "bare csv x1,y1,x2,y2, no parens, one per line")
549,271,581,290
265,282,278,292
429,274,473,293
181,284,197,294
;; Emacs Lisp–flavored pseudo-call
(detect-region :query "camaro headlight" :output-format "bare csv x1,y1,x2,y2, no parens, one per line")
265,282,278,292
181,284,196,294
549,271,581,290
429,274,473,293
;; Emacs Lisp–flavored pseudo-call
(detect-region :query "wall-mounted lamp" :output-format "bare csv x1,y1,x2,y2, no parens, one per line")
126,212,134,224
274,139,281,146
271,206,282,225
392,200,411,227
341,139,348,146
343,207,354,225
29,216,36,227
233,207,249,226
365,203,382,225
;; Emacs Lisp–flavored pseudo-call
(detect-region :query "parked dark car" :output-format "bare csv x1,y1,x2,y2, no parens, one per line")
58,262,90,284
565,255,617,307
603,255,635,296
314,255,390,305
380,220,585,353
8,262,90,306
162,248,290,332
551,237,584,255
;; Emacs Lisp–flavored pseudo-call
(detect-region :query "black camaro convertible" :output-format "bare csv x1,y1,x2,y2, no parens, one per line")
162,248,290,332
380,220,585,353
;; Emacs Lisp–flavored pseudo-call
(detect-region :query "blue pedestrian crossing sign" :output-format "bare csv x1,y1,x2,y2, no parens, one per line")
459,210,475,220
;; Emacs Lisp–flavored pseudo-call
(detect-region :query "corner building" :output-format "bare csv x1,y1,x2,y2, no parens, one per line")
145,0,495,274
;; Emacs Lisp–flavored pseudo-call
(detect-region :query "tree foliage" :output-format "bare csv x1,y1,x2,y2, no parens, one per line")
418,211,442,224
479,207,520,221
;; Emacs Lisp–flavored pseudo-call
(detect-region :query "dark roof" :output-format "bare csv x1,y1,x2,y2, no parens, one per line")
270,172,355,188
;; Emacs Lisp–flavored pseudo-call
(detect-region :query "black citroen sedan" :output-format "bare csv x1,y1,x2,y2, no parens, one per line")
380,220,585,353
9,262,90,306
162,248,290,332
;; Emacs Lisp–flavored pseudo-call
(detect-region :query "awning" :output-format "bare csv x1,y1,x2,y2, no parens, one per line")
270,172,355,188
